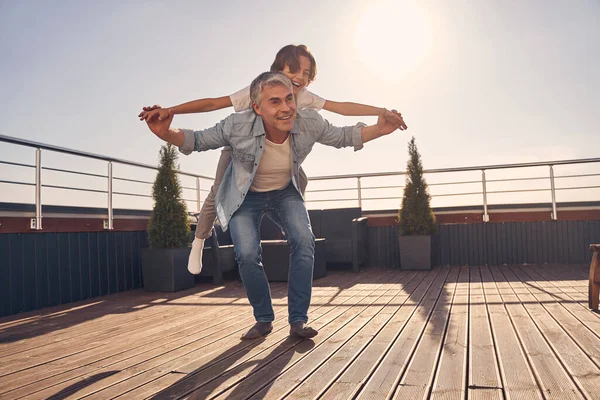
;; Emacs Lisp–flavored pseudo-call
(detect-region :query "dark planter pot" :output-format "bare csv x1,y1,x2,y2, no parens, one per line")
398,235,431,270
141,248,195,292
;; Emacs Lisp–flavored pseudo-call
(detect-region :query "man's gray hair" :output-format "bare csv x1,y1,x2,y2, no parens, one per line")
249,72,294,108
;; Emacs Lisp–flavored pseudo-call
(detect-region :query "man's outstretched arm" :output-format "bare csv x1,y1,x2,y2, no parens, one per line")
313,109,404,150
361,110,403,143
144,111,184,147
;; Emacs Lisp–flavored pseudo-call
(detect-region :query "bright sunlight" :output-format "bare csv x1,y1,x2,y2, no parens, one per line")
354,0,433,83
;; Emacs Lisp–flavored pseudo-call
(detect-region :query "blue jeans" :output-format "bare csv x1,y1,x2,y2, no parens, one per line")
228,184,315,324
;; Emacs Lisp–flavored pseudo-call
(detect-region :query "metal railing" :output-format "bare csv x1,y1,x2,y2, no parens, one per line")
306,158,600,221
2,134,600,229
0,134,213,230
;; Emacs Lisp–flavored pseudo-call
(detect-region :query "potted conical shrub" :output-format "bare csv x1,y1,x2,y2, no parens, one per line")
397,137,436,270
141,143,193,291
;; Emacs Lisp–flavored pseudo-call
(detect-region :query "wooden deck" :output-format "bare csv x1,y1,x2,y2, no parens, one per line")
1,264,599,399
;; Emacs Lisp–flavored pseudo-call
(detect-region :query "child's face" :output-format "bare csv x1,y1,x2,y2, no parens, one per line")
281,55,312,95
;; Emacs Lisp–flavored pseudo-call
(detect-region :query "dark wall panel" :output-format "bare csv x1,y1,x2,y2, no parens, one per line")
1,231,148,318
0,235,11,317
368,220,600,270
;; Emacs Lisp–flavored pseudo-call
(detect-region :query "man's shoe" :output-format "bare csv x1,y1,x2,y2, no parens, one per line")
289,322,318,338
241,322,273,340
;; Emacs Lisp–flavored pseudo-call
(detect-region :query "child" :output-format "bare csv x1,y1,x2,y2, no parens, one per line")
139,44,406,274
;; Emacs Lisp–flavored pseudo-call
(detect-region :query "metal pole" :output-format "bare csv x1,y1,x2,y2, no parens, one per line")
107,162,114,229
196,177,201,212
34,148,42,230
357,177,362,208
550,165,557,220
482,170,489,222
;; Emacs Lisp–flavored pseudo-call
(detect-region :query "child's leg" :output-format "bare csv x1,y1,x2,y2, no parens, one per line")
195,148,232,239
189,148,232,274
298,167,308,197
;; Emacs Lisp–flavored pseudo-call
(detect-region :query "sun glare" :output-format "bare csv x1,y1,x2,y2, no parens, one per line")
354,0,433,83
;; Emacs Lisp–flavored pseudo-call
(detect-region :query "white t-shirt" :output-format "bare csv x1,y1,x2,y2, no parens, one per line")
250,136,292,192
230,85,326,113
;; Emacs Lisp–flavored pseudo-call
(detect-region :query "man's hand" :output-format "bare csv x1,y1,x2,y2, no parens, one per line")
376,109,403,136
138,105,172,122
382,109,407,130
145,107,174,138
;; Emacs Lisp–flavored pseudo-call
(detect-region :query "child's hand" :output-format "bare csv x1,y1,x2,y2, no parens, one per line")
382,109,407,131
138,106,172,122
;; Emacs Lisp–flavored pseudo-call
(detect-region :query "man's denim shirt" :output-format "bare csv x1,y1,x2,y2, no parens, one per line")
179,109,366,231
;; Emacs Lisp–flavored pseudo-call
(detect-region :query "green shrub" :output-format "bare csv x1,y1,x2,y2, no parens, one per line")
398,137,436,236
147,143,190,248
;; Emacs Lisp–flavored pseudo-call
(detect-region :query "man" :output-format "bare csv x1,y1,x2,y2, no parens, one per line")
144,72,404,340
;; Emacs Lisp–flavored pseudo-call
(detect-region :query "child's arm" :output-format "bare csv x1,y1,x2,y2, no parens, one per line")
139,96,233,121
323,101,383,117
323,100,407,130
168,97,233,114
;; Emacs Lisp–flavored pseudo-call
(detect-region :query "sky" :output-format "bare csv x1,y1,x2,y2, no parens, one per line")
1,0,599,211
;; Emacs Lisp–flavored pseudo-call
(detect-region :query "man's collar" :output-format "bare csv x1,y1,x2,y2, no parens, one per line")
252,116,266,137
290,117,301,135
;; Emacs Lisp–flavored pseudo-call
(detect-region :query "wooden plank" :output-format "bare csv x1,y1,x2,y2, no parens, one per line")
391,266,459,399
245,283,417,399
8,270,376,398
489,266,583,399
0,282,290,397
0,281,260,372
506,265,600,397
319,269,442,400
86,270,404,400
527,265,600,334
255,272,423,400
469,266,503,400
480,266,542,400
430,266,469,400
26,270,400,399
514,266,600,367
352,267,451,399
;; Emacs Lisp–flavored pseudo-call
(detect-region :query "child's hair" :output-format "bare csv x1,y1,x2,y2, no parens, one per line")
270,44,317,84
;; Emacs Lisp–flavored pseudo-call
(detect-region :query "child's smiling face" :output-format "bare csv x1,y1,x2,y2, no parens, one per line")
280,55,312,95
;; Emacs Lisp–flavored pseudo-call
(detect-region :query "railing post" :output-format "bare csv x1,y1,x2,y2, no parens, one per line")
32,148,42,230
550,165,557,220
196,177,201,212
482,169,489,222
106,161,114,230
357,177,362,209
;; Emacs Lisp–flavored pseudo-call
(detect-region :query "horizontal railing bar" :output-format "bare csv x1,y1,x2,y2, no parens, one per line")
360,185,404,190
0,160,35,168
0,134,213,179
486,176,548,183
428,180,481,186
42,166,108,179
113,191,153,198
305,197,358,202
113,176,153,185
306,187,360,193
431,191,483,197
309,158,600,180
354,196,402,201
555,185,600,191
42,184,107,194
0,179,34,186
487,188,549,194
555,173,600,179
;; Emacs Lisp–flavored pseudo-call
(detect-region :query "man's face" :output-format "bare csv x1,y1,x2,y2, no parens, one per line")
253,83,297,135
281,55,312,95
